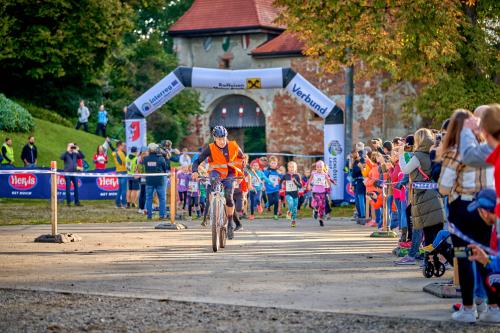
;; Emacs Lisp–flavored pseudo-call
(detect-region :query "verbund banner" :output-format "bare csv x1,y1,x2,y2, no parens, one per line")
286,73,335,118
0,169,119,200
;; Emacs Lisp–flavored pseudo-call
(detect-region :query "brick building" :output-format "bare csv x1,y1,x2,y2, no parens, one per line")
169,0,419,159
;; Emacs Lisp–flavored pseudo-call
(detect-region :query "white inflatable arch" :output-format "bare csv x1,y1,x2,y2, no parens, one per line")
125,67,346,200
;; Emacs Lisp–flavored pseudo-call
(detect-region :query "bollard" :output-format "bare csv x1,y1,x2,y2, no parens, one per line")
34,161,81,243
370,185,397,238
51,161,58,235
155,167,185,230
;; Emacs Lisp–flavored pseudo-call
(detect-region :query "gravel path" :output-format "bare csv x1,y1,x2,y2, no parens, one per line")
0,288,497,333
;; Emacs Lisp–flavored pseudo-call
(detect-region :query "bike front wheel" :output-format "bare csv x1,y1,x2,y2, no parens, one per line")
211,194,220,252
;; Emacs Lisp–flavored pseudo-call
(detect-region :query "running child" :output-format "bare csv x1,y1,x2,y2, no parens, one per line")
187,166,201,220
280,161,302,228
177,164,191,213
264,156,283,220
307,160,330,227
248,160,265,219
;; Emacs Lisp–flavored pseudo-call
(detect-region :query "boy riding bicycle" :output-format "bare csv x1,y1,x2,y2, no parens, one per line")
192,126,245,239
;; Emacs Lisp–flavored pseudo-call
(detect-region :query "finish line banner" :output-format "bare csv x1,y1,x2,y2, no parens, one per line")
0,169,119,200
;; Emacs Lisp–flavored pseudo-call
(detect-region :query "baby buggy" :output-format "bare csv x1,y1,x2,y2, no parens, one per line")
422,230,454,278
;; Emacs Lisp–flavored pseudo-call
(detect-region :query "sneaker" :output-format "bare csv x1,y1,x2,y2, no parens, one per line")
399,241,412,249
326,214,331,221
234,224,243,231
257,205,263,214
115,205,122,209
475,299,487,314
249,214,255,220
366,220,377,227
319,220,324,227
287,211,292,220
291,220,296,228
201,219,207,227
273,215,278,221
313,211,318,220
394,256,416,265
137,209,143,214
422,244,434,252
480,306,500,323
126,203,131,209
451,307,477,323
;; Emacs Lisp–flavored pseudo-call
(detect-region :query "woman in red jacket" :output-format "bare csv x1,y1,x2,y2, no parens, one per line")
93,145,108,170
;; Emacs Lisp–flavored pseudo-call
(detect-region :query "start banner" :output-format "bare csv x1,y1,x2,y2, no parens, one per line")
0,169,119,200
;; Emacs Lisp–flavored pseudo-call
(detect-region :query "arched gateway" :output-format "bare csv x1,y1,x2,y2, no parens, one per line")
124,67,346,200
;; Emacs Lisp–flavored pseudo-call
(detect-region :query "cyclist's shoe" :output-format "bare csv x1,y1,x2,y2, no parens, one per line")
228,225,234,240
319,220,324,227
234,223,243,231
273,215,279,221
291,220,296,228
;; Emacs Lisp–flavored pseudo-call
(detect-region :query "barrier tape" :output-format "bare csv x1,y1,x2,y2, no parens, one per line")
412,182,438,190
0,169,170,178
448,223,498,256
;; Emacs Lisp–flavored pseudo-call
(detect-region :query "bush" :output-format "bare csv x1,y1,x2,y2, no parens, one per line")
0,94,35,132
15,100,73,127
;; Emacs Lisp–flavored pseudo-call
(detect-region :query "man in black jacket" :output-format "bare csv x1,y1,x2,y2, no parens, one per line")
60,143,85,207
21,136,37,167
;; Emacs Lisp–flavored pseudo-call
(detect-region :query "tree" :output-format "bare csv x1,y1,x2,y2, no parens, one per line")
275,0,499,126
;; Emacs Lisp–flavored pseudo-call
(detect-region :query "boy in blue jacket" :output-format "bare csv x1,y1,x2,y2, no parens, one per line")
264,156,282,220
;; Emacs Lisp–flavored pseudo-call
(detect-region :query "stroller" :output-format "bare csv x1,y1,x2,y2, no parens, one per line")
422,229,454,278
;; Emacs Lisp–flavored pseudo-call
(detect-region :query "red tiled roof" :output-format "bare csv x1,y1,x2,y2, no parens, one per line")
251,32,305,57
169,0,285,35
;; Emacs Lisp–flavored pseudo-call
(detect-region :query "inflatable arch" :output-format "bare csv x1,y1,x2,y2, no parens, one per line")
125,67,346,200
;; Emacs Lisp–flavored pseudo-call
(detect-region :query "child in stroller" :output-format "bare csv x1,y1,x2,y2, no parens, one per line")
422,228,454,278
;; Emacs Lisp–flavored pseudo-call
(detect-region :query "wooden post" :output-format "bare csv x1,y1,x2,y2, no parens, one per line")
365,194,370,221
50,161,58,235
453,257,460,288
170,167,176,224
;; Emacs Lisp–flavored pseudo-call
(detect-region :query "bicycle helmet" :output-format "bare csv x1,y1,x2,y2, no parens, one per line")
212,125,228,138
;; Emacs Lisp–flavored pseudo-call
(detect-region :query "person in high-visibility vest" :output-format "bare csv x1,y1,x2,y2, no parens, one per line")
1,138,15,168
126,146,140,208
192,126,245,240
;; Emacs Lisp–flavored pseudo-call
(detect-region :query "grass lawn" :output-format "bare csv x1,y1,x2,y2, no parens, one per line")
0,117,114,169
0,198,355,226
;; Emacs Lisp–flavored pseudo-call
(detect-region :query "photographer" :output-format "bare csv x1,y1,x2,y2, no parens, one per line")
141,143,167,220
60,143,84,207
159,140,180,171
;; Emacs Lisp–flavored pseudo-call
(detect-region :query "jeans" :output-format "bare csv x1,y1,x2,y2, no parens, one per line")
146,184,166,218
249,189,262,214
139,183,146,210
65,176,79,204
75,121,88,132
408,228,423,258
95,123,107,137
285,195,299,220
395,198,407,229
355,193,366,218
375,208,382,228
115,172,127,207
387,195,399,229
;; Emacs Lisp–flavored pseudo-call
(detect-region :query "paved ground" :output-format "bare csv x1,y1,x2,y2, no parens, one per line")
0,217,461,323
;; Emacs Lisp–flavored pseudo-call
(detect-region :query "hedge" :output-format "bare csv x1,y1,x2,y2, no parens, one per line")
0,94,35,132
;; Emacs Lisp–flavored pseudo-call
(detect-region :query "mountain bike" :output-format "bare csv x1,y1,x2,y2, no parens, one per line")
202,176,241,252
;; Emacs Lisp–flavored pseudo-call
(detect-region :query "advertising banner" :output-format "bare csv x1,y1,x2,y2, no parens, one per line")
125,119,147,154
286,73,335,118
0,169,119,200
324,124,345,200
132,72,185,117
191,67,283,90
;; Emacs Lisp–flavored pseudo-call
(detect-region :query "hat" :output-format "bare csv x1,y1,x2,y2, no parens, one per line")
405,135,415,146
131,146,138,153
467,189,496,213
148,143,159,151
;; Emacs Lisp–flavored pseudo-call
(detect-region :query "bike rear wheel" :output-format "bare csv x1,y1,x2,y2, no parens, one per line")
211,194,220,252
